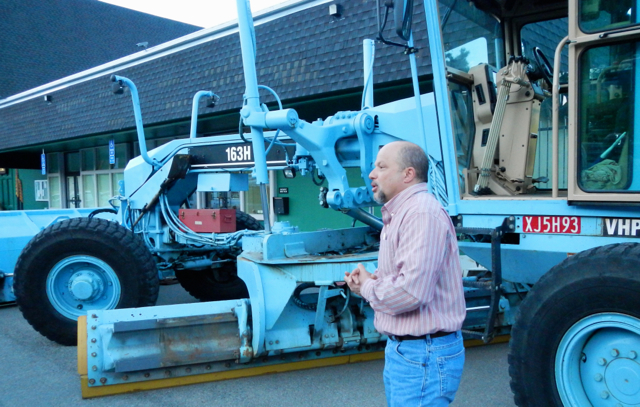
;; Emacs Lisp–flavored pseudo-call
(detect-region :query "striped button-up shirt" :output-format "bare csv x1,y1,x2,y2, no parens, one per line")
361,183,466,336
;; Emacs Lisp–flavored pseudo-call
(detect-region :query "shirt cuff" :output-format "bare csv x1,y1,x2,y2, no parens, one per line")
360,277,375,301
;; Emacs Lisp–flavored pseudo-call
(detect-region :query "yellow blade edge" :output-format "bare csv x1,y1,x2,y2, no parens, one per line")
78,328,509,399
77,315,87,376
80,352,382,398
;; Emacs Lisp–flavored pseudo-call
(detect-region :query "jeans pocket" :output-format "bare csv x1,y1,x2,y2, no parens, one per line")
437,347,465,400
393,341,426,366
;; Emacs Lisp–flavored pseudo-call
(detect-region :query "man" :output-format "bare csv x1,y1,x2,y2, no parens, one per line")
345,141,466,406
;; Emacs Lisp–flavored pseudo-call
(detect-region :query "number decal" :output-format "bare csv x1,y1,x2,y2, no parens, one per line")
522,216,581,234
225,145,252,162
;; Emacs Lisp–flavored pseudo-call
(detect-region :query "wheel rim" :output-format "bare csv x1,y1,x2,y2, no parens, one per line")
46,255,121,319
556,313,640,407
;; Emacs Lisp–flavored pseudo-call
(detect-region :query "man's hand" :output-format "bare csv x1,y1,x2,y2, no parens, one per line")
344,263,376,296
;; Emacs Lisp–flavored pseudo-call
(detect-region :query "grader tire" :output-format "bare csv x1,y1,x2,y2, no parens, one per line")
508,243,640,406
176,210,261,302
14,217,159,346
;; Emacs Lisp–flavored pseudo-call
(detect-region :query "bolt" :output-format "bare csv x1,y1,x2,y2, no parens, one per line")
629,351,637,359
185,368,191,373
225,362,231,368
144,373,150,378
594,373,603,382
611,349,619,357
122,375,128,381
100,377,107,384
598,358,607,366
88,379,95,385
91,326,96,330
315,351,321,356
91,338,97,343
91,352,97,357
600,390,609,399
331,334,335,338
205,365,211,370
276,340,280,344
269,341,273,345
92,365,97,371
164,370,171,377
324,334,329,338
92,314,98,319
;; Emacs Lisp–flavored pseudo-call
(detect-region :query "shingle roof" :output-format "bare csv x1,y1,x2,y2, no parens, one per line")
0,0,201,98
0,0,567,156
0,1,431,152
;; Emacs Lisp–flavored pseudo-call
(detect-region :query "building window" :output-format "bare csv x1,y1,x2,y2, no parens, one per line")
78,144,129,208
47,152,62,208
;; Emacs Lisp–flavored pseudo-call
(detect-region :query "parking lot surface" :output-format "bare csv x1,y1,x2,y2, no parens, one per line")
0,284,515,407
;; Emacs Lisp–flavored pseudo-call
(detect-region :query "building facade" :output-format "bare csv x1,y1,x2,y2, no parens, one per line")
0,0,564,229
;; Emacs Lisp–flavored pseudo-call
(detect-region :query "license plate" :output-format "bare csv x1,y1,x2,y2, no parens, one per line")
522,216,581,234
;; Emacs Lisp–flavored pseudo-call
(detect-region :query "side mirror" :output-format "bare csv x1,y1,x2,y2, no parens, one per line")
394,0,414,41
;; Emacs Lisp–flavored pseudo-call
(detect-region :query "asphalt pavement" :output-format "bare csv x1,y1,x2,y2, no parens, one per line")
0,284,515,407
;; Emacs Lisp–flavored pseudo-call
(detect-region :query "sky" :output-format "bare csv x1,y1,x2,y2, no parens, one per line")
98,0,291,28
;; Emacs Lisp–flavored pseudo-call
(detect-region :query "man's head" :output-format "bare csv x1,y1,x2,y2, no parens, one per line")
369,141,428,204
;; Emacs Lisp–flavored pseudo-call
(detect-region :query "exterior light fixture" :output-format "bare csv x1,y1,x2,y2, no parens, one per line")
329,3,342,18
283,166,297,179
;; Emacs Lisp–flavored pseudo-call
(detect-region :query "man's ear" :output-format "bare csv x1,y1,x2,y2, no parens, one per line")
404,167,417,183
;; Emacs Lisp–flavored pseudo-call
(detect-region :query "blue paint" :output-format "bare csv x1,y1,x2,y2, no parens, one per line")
555,313,640,406
108,139,115,165
0,208,115,303
46,255,121,319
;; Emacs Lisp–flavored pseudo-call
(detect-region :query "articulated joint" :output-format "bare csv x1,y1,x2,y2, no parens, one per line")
240,107,298,129
326,186,373,210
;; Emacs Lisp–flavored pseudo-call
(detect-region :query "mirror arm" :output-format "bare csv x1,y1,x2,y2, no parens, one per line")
376,0,418,53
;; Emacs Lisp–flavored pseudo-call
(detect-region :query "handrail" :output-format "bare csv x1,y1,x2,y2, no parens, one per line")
551,37,570,198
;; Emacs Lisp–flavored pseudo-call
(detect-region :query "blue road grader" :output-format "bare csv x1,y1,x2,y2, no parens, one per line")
3,0,640,405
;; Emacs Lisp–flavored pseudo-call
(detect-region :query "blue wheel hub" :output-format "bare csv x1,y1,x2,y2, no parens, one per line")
46,255,121,319
556,313,640,407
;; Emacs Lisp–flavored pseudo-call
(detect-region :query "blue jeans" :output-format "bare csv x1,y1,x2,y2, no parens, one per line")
383,331,465,407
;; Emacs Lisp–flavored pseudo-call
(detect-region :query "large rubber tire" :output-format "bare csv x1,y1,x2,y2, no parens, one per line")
14,217,159,346
235,209,262,231
176,210,262,302
508,243,640,406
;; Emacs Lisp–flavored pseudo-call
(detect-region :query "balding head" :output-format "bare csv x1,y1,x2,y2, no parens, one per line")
395,141,428,183
369,141,428,204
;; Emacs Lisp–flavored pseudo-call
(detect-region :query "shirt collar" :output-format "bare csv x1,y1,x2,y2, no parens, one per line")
382,183,428,215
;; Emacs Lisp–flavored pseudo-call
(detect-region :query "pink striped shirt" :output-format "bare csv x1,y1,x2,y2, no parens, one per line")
361,183,466,336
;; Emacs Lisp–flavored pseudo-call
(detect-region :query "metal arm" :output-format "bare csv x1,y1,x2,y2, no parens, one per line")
110,75,159,170
190,91,218,139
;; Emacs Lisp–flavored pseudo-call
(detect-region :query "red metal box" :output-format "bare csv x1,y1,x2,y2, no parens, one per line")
178,209,236,233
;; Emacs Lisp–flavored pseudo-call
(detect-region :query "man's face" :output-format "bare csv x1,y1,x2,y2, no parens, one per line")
369,144,406,204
